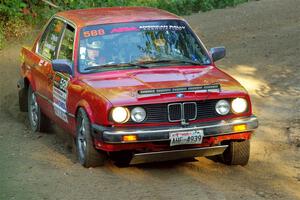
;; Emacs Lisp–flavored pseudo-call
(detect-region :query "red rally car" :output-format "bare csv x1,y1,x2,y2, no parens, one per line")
18,7,258,167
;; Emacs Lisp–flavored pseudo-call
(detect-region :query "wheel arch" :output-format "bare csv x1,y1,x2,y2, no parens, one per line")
74,100,95,123
72,90,112,126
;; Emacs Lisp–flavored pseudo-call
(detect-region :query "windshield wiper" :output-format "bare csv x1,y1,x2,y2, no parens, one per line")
138,59,204,66
84,62,150,71
84,59,205,72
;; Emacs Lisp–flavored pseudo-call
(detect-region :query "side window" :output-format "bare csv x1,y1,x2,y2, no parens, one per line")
58,24,75,60
38,18,65,60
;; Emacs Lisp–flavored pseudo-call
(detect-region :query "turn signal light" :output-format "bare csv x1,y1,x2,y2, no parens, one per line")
233,124,247,132
122,135,137,142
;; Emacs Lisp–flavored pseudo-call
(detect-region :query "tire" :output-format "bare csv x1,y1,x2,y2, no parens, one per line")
76,108,106,167
19,87,28,112
27,85,50,132
221,140,250,166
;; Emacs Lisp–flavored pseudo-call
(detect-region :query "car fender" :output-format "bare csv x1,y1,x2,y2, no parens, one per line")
75,99,95,123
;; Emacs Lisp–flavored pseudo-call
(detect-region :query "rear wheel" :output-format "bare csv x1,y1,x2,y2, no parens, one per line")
221,140,250,166
76,108,106,167
27,85,50,132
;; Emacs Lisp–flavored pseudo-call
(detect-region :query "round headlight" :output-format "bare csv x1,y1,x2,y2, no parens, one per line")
131,107,146,123
111,107,130,123
231,98,247,113
215,100,230,115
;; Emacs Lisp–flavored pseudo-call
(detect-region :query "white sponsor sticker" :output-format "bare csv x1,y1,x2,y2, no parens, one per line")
53,73,70,122
53,103,68,122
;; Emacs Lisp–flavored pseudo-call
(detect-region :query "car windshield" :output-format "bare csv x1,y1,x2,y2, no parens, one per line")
79,20,211,73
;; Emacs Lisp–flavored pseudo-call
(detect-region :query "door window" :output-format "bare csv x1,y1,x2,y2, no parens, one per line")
58,24,75,61
38,19,65,60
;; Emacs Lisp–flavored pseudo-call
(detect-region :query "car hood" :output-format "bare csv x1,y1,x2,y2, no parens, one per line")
81,65,247,106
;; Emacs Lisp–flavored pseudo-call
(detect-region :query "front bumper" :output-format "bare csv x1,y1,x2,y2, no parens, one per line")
92,115,258,144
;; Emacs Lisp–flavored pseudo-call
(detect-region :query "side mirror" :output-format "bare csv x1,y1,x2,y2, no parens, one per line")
52,59,73,76
210,47,226,62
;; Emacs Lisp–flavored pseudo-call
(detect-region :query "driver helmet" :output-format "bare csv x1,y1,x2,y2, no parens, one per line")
86,41,103,60
87,40,102,50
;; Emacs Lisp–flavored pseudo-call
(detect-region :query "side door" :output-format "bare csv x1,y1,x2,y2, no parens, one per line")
34,18,65,118
52,23,76,126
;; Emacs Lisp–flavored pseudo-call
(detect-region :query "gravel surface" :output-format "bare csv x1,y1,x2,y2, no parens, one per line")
0,0,299,199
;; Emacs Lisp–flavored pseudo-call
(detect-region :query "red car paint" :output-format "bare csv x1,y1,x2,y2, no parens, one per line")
19,7,258,164
57,7,181,28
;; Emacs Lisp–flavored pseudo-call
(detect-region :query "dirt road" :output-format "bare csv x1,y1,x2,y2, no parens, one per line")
0,0,299,199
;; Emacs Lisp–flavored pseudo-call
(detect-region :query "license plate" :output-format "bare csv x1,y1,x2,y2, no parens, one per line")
169,130,204,146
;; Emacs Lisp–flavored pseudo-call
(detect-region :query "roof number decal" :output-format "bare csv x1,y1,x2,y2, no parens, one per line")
83,29,105,38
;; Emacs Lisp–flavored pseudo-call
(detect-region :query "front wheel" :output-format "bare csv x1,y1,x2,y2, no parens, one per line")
221,140,250,166
76,108,106,167
27,85,50,132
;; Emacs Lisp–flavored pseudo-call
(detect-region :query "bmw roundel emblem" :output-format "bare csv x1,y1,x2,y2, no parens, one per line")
176,93,184,98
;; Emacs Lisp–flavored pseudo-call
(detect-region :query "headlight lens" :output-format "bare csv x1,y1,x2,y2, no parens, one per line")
131,107,146,123
231,98,247,113
111,107,130,123
215,100,230,115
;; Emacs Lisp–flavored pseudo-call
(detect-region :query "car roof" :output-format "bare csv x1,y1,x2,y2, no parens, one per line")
57,7,182,28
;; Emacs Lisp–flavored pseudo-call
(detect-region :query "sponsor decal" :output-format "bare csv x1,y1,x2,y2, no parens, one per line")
53,72,70,122
53,104,68,122
82,24,185,39
110,27,139,33
139,25,186,31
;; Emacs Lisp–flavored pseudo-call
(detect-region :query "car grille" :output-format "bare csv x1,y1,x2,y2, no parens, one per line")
128,99,224,123
168,102,197,122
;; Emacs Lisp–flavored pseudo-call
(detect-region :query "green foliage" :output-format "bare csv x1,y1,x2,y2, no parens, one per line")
0,0,26,18
4,17,26,37
57,0,203,15
0,0,248,50
37,0,248,16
